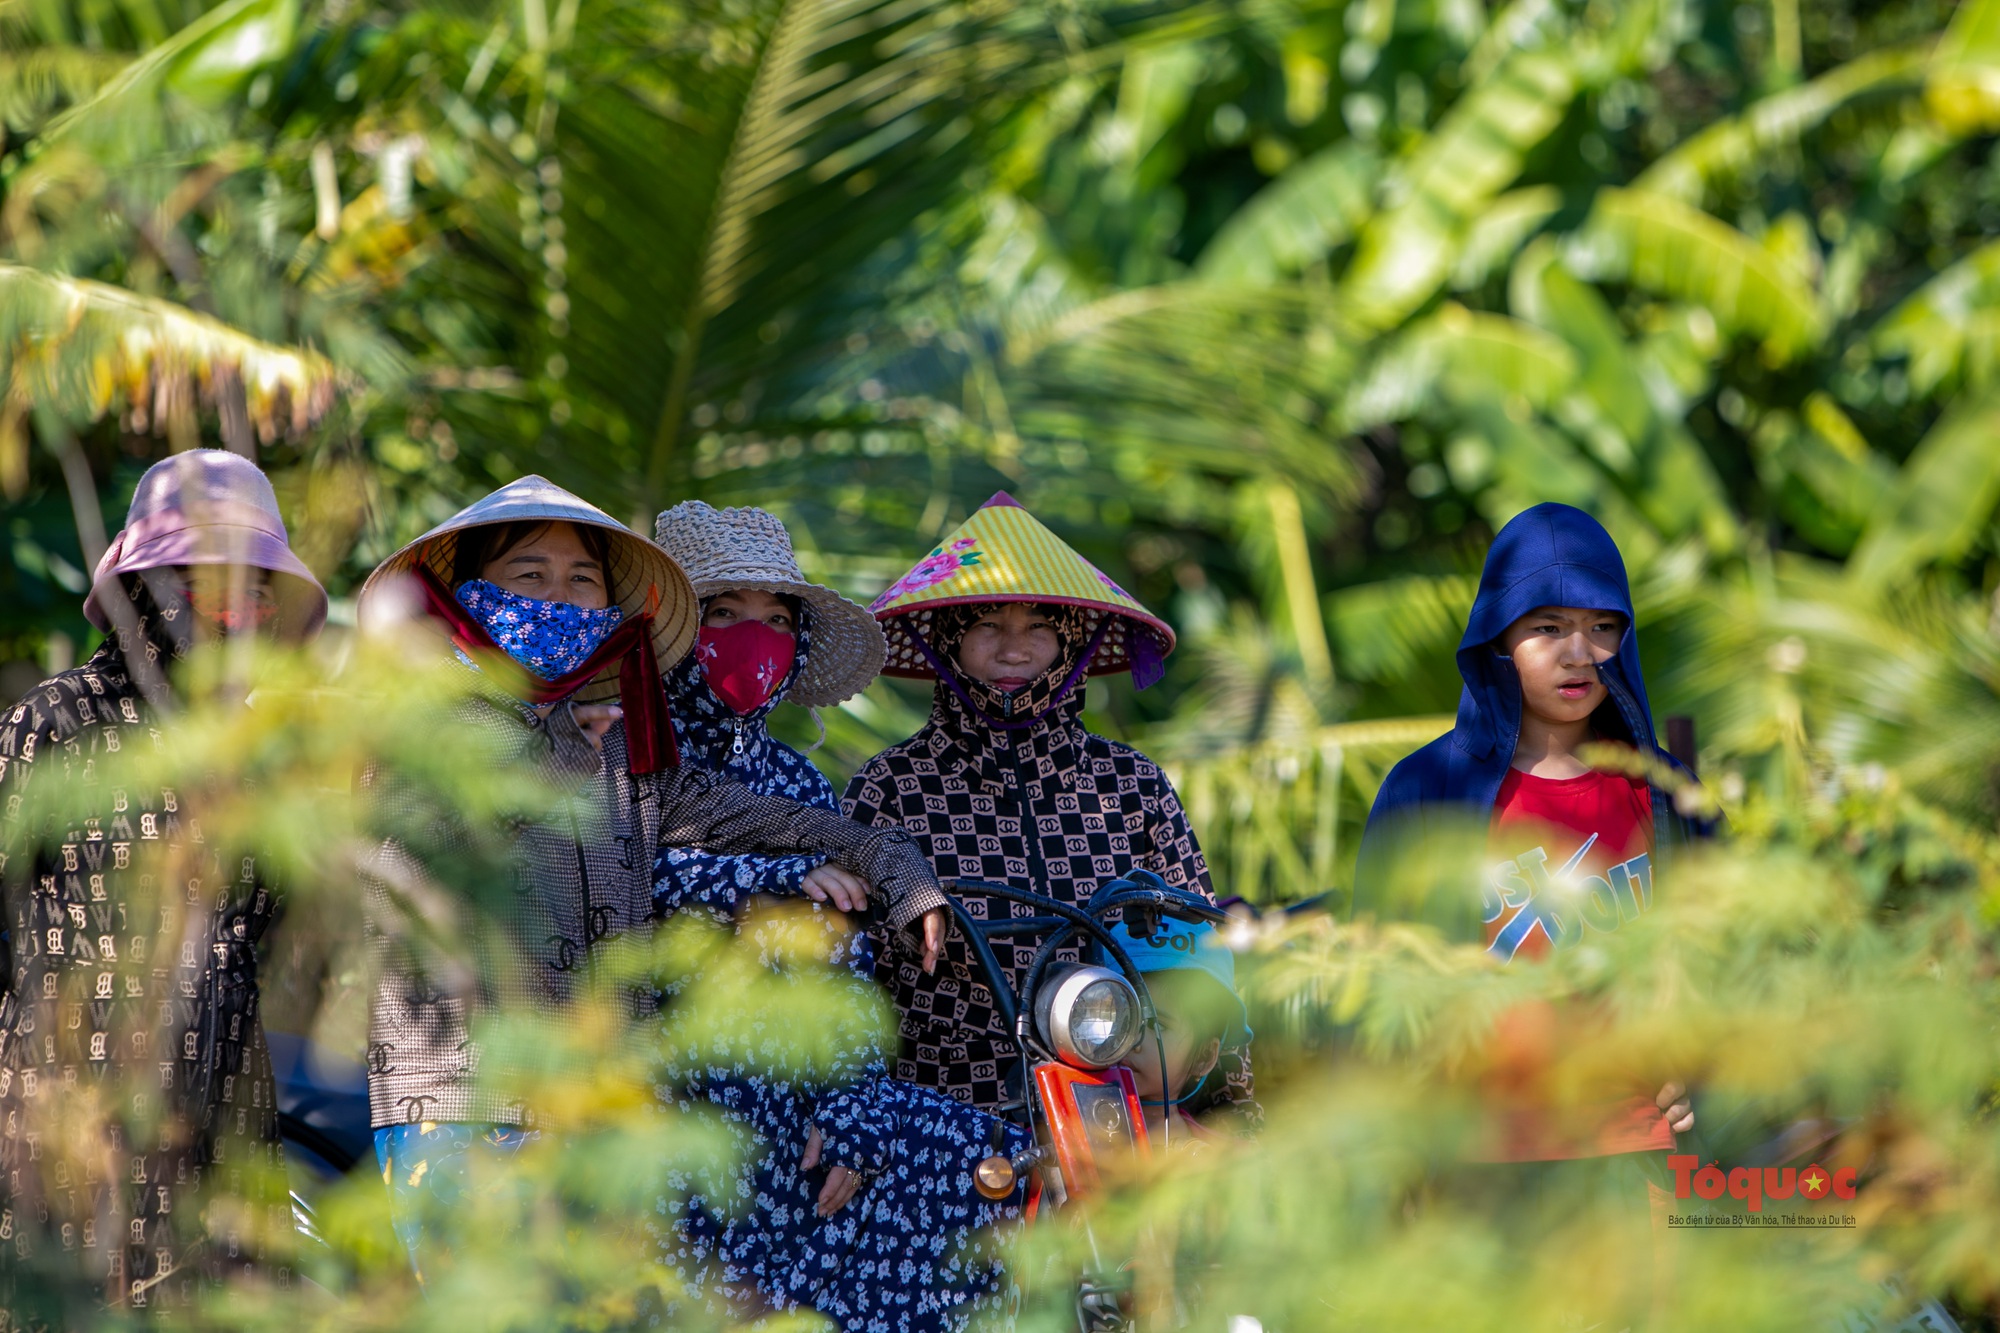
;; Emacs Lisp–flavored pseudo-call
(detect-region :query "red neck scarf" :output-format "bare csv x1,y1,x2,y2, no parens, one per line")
415,565,677,774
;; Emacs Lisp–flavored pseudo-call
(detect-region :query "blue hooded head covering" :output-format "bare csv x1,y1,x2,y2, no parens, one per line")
1354,503,1707,918
1449,502,1653,765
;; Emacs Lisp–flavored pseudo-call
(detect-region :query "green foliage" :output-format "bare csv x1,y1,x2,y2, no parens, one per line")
1007,773,2000,1332
6,0,2000,1322
1,634,889,1331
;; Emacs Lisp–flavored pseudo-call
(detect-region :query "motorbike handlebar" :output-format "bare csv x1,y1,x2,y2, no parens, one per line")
938,876,1230,1013
940,877,1227,933
1087,884,1230,927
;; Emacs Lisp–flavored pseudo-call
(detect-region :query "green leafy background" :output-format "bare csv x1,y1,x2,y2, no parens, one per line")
8,0,2000,1326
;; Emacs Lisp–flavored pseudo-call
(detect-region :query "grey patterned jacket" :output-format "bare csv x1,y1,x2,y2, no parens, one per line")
363,671,944,1129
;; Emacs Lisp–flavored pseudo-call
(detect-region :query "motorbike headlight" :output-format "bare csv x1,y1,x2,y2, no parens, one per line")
1033,964,1143,1069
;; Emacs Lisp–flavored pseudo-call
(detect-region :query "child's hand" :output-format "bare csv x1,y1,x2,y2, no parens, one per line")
802,863,869,913
1656,1080,1694,1133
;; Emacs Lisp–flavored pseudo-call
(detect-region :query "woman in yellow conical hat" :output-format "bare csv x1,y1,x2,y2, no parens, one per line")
843,493,1258,1126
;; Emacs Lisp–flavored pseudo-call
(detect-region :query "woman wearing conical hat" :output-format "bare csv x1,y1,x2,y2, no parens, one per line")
0,450,327,1312
352,478,948,1277
845,493,1258,1123
650,501,1030,1332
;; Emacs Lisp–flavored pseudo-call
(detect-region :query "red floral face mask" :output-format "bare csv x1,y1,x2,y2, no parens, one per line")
696,619,796,715
187,580,279,633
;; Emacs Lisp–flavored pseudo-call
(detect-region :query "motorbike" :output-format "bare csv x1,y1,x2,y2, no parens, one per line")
268,869,1232,1328
936,871,1229,1332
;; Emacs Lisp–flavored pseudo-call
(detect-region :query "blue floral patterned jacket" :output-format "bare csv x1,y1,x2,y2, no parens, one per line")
654,614,1027,1333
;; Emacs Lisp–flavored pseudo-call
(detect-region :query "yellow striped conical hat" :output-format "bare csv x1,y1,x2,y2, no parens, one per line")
870,492,1175,685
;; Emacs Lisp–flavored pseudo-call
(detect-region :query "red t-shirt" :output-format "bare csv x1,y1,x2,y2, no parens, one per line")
1478,766,1673,1162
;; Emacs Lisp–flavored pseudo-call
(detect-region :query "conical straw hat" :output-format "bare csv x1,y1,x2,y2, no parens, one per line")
358,475,699,704
871,492,1175,682
653,501,886,707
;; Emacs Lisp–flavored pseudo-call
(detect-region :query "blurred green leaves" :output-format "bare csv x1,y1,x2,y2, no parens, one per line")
1008,770,2000,1332
5,0,2000,1318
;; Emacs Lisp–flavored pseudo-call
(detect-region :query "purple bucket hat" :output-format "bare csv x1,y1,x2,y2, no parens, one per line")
85,450,328,640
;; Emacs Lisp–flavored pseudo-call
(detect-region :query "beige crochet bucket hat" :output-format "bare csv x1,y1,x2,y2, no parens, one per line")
360,475,700,704
653,501,886,707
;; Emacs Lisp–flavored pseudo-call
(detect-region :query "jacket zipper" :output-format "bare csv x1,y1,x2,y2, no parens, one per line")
995,694,1055,1014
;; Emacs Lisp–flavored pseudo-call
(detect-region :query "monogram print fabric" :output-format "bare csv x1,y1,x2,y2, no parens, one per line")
363,648,949,1132
655,611,1028,1333
0,580,292,1313
452,579,624,680
843,640,1260,1121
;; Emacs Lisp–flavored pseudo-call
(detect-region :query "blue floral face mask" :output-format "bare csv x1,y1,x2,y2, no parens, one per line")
454,579,624,680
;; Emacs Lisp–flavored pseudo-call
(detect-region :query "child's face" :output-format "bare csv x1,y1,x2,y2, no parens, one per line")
1126,1008,1222,1106
1496,605,1625,727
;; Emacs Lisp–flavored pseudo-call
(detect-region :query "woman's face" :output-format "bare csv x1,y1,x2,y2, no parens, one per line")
954,603,1061,692
704,588,797,635
478,522,608,609
160,565,278,638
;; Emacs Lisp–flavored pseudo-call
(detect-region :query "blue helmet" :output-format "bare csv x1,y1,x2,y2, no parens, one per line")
1106,916,1252,1049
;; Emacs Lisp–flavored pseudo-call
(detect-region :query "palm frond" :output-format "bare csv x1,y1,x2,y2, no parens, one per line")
0,263,343,439
1634,46,1930,205
36,0,296,158
1563,188,1824,362
1008,283,1365,511
1342,303,1577,431
1324,574,1477,684
0,46,130,133
1872,237,2000,396
1846,392,2000,591
1340,51,1577,329
1196,141,1379,284
1925,0,2000,134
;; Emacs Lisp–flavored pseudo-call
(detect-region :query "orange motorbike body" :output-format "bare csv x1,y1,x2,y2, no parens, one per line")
1033,1063,1151,1197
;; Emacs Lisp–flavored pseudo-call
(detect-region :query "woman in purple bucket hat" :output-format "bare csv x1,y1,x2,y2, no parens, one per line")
0,449,326,1315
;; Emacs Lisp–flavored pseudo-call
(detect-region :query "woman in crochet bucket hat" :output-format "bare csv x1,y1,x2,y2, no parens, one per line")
649,501,1028,1333
844,492,1258,1125
352,477,948,1280
0,449,327,1311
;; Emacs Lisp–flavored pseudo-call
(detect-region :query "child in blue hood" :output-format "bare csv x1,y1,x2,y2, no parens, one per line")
1356,503,1709,1161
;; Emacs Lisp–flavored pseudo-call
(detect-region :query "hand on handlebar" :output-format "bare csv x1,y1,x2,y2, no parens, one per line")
802,868,941,971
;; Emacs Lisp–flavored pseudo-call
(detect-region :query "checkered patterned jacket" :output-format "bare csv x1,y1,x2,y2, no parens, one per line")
844,678,1257,1118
